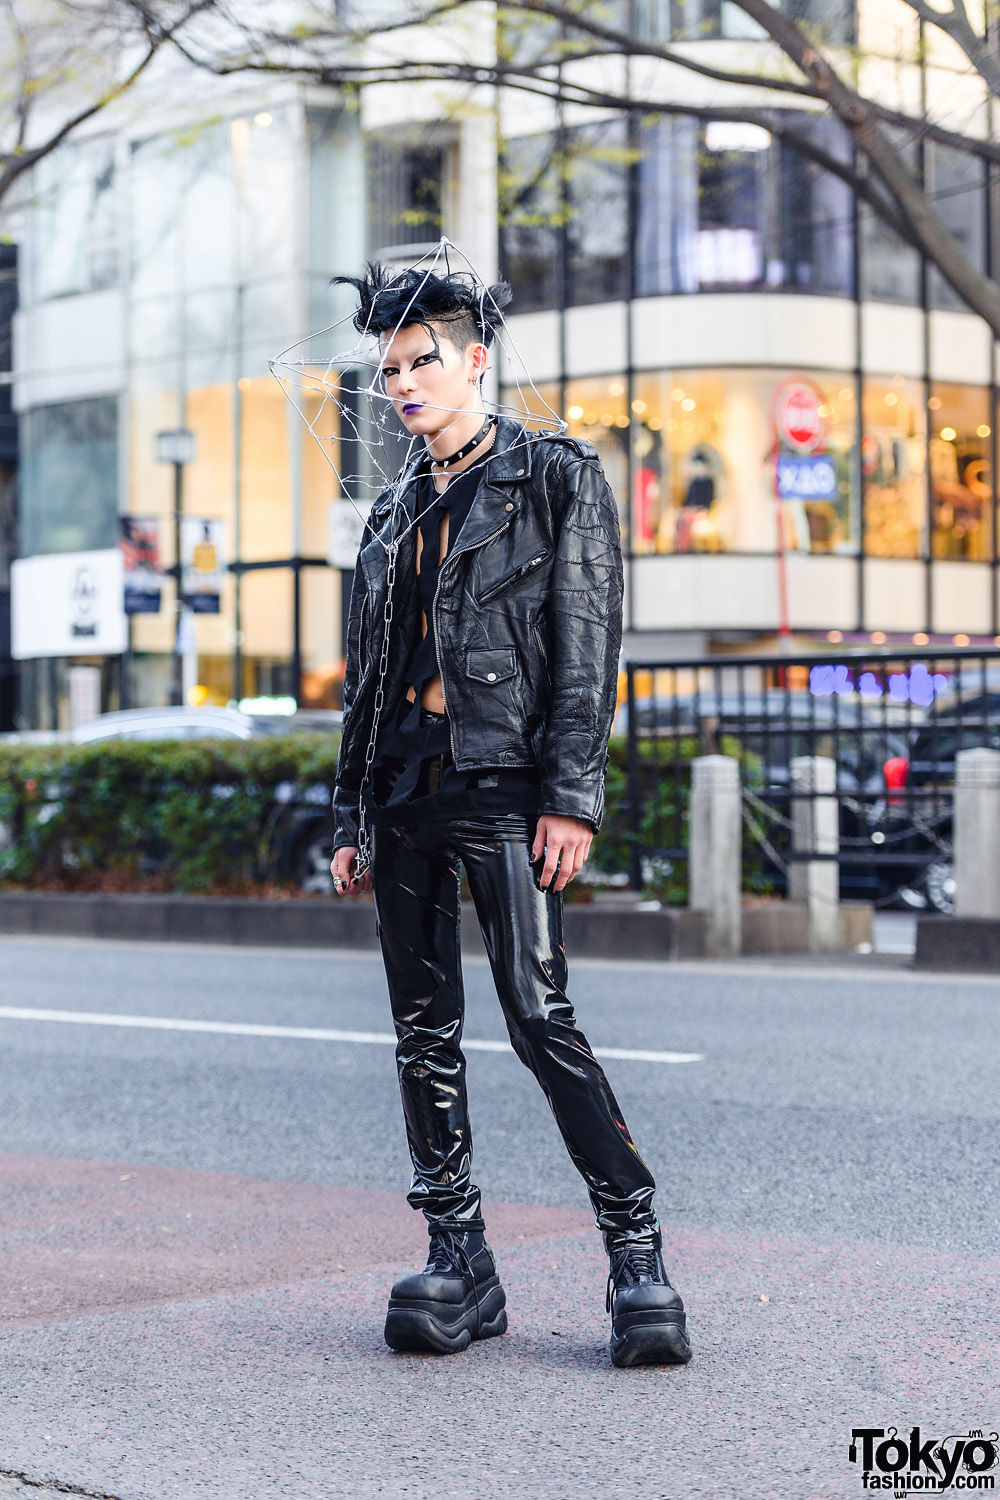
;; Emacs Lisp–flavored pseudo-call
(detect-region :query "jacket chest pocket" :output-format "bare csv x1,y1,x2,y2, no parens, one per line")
475,548,550,605
466,648,516,685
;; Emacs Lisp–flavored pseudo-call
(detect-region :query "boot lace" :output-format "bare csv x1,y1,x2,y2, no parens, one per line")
425,1230,485,1317
606,1240,661,1313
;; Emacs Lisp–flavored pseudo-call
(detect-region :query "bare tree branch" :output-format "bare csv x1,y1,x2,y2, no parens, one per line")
0,0,217,208
899,0,1000,100
719,0,1000,332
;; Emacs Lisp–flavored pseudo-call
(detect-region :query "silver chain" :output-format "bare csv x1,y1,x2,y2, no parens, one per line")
353,534,398,878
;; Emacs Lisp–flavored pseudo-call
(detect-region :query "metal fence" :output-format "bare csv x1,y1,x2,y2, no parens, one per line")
619,645,1000,912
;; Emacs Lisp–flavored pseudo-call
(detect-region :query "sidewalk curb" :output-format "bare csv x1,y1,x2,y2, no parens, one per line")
914,914,1000,971
0,891,707,960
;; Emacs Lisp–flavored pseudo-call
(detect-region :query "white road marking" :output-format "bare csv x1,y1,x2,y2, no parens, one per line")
0,1005,702,1064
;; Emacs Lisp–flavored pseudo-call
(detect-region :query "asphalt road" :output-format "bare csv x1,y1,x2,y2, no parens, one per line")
0,933,997,1500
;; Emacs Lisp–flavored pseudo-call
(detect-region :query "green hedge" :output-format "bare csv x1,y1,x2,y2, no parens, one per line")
0,736,769,901
0,739,340,894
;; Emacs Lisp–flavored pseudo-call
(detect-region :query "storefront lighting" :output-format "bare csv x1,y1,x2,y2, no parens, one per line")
871,630,887,644
940,427,956,441
913,632,929,645
681,398,696,411
827,629,843,643
667,419,678,432
614,415,630,428
567,405,584,420
583,412,597,425
892,374,905,386
839,388,853,401
928,396,942,410
884,393,898,407
954,633,971,646
818,404,831,419
254,112,273,127
609,382,625,397
978,424,991,438
600,413,613,426
648,418,662,430
632,399,647,414
238,377,252,390
671,388,685,401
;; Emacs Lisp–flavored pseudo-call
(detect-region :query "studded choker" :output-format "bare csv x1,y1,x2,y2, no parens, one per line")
427,415,496,470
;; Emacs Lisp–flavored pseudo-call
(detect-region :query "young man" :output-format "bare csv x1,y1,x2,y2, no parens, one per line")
329,262,691,1369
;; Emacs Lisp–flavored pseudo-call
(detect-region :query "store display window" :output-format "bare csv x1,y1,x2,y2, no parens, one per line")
861,378,926,558
503,369,995,563
929,383,992,560
629,369,856,556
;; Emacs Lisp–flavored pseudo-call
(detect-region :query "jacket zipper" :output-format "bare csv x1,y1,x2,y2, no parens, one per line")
431,514,514,762
475,549,550,605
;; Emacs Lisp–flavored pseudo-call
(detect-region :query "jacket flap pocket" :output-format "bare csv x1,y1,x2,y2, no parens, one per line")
466,648,516,684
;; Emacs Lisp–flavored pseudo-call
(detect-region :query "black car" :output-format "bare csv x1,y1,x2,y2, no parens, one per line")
865,685,1000,913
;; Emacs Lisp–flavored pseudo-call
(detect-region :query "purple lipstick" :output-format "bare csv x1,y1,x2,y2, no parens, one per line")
402,402,423,414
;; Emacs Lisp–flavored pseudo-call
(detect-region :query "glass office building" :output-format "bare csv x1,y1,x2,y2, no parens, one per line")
9,20,1000,727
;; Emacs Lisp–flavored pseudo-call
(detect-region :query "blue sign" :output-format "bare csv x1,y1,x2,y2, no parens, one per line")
809,662,949,705
777,453,838,500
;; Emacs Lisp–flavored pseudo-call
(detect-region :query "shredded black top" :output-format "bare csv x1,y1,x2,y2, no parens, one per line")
369,462,540,827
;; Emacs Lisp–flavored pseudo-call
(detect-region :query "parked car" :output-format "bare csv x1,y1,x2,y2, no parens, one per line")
615,689,913,902
863,686,1000,913
71,706,342,743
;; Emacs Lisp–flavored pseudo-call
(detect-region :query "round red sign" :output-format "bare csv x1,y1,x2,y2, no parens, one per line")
773,380,827,454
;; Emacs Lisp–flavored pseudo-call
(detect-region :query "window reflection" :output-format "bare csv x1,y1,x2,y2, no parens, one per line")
21,397,118,554
928,144,986,312
503,112,854,309
565,119,629,305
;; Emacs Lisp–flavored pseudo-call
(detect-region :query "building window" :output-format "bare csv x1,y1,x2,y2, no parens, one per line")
861,378,926,558
565,118,630,306
26,140,118,304
929,382,992,559
367,132,447,255
670,0,854,41
20,397,118,556
499,132,561,314
503,112,855,310
927,144,986,313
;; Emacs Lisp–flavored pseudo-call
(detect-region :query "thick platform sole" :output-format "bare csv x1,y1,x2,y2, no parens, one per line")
610,1310,692,1369
384,1277,508,1355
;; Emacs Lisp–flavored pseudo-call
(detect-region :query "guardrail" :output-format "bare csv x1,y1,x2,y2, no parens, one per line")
621,645,1000,912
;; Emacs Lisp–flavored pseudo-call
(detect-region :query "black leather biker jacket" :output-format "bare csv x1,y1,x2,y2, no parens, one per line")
331,415,624,850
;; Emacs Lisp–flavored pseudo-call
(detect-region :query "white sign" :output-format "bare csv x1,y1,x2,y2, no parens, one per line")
11,548,127,660
328,499,374,569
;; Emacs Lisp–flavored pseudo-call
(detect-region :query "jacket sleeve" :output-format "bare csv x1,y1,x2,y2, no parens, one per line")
331,550,371,853
536,449,623,833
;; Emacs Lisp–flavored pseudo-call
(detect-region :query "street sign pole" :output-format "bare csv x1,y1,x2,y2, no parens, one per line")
156,429,197,707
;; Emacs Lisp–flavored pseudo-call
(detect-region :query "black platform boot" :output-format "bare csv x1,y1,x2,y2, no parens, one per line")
606,1232,692,1369
384,1228,508,1354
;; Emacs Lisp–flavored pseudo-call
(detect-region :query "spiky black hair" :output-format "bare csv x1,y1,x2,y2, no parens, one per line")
330,261,512,350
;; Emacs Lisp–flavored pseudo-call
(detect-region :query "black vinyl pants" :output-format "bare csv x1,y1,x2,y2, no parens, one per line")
372,812,658,1244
